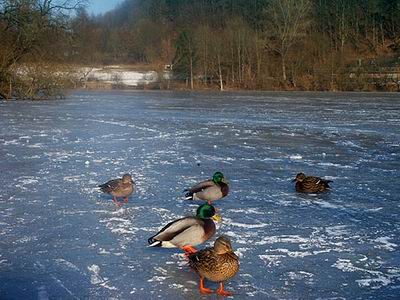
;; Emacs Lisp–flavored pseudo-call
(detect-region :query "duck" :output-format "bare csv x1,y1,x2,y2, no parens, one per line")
188,236,239,296
184,172,229,204
292,172,332,193
148,203,219,254
99,173,135,207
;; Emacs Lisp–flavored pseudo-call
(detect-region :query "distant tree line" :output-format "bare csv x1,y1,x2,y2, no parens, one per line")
1,0,400,98
70,0,400,91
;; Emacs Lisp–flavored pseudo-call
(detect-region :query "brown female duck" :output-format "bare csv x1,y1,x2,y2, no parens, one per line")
99,173,135,206
189,236,239,296
293,172,332,193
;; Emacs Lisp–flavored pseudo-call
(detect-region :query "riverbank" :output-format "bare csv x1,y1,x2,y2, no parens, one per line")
76,64,400,92
1,64,399,101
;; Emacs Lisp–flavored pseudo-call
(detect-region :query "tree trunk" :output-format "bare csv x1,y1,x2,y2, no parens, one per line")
255,34,261,78
217,53,224,91
372,18,376,48
237,38,242,84
9,78,12,98
189,40,194,90
290,66,296,87
190,54,194,90
230,43,235,84
281,54,287,81
203,37,208,85
330,50,335,91
340,7,345,53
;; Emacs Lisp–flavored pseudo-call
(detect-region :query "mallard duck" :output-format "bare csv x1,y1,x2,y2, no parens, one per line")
184,172,229,204
148,203,218,254
292,172,332,193
99,173,135,207
188,236,239,296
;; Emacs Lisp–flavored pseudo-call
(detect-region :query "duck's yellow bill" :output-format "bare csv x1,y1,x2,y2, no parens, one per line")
212,214,223,223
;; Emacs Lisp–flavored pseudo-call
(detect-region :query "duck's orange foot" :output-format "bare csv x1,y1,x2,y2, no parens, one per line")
216,289,233,296
112,198,122,207
123,197,129,203
181,245,197,254
199,278,213,294
216,283,233,296
200,286,213,294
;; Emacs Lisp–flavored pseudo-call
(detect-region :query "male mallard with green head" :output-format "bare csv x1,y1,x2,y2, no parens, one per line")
99,173,135,207
292,172,332,193
148,203,219,254
189,236,239,296
184,172,229,204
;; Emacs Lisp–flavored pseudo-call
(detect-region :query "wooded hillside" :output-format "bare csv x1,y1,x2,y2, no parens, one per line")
70,0,400,91
1,0,400,97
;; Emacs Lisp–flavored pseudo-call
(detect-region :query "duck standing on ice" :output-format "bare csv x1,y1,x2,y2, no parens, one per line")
99,173,135,207
148,203,220,254
188,236,239,296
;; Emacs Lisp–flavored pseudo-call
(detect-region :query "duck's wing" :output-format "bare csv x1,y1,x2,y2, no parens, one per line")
192,185,224,201
148,216,201,245
185,180,215,193
188,248,215,270
304,176,321,184
98,178,122,193
169,222,209,247
303,176,332,190
306,176,332,185
220,182,229,197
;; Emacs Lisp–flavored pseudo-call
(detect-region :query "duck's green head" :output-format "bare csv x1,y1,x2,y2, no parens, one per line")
212,171,227,184
196,203,216,219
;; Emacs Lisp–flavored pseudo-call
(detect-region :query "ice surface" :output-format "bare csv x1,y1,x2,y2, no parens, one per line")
0,91,399,299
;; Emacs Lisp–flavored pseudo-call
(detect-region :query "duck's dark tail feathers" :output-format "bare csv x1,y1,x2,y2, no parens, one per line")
184,190,194,200
148,236,162,247
98,184,109,193
322,179,333,188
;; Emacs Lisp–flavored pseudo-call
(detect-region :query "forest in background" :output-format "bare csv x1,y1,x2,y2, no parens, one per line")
1,0,400,98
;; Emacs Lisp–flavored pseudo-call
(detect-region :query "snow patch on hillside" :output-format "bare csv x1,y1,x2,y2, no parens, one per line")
78,66,160,86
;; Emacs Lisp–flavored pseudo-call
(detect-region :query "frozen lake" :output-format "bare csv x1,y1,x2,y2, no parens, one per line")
0,91,399,299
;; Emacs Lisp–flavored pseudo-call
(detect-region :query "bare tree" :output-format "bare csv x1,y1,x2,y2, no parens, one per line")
264,0,311,82
0,0,86,99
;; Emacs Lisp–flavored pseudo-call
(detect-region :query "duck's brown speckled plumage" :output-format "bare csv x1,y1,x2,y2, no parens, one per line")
294,172,332,193
99,174,135,206
189,236,239,295
99,174,134,198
